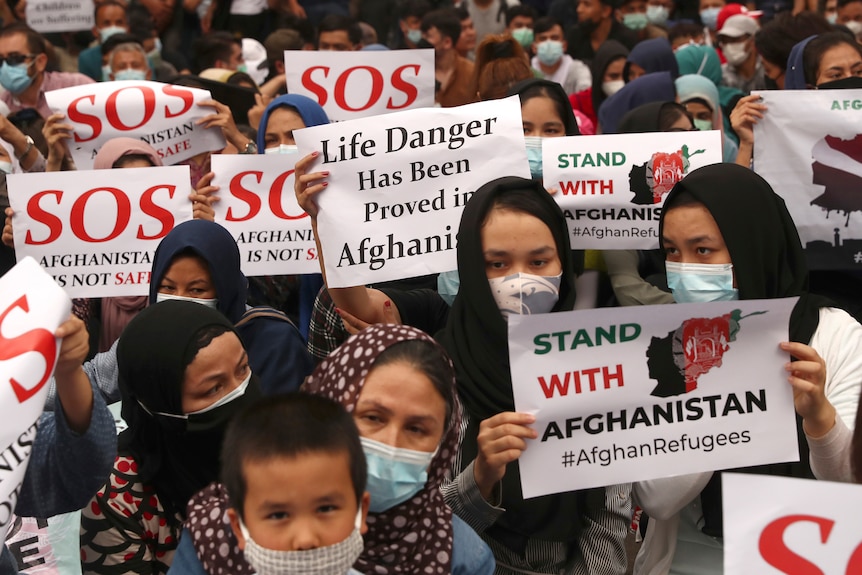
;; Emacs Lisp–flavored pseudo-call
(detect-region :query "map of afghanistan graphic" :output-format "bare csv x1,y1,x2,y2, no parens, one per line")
629,145,705,205
647,310,767,397
811,134,862,226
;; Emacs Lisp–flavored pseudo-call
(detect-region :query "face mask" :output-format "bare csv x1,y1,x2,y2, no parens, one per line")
0,61,34,94
437,269,460,306
488,272,562,318
99,25,126,43
817,75,862,90
646,5,669,25
236,63,248,73
602,79,625,96
537,40,564,66
665,261,738,303
407,28,423,45
721,41,749,67
361,436,433,513
524,136,543,179
512,27,534,49
101,64,111,82
693,118,713,131
0,161,13,174
623,12,650,30
239,510,363,575
114,68,147,81
847,20,862,36
827,12,838,24
700,7,721,30
155,292,219,309
264,144,299,155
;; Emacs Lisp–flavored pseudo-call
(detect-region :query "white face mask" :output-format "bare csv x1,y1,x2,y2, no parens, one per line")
155,292,219,309
264,144,299,155
239,510,364,575
0,161,13,174
721,41,749,67
602,79,625,96
488,272,562,319
137,371,253,419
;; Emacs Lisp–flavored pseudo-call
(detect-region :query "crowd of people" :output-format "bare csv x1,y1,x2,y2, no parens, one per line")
1,0,862,574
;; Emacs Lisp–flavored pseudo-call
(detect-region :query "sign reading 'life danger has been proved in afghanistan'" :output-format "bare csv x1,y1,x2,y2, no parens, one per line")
508,298,800,498
542,130,722,249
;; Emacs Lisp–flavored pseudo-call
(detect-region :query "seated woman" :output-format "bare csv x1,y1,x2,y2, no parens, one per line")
167,324,495,574
80,300,262,574
633,163,862,574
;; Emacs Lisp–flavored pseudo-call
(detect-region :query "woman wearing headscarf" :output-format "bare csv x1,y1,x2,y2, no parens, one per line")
674,74,740,164
633,164,862,574
674,43,743,140
570,40,629,128
624,37,679,82
598,71,676,134
80,300,262,574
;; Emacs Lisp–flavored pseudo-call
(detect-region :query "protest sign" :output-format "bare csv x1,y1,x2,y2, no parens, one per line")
723,474,862,574
211,154,318,276
294,96,530,287
542,130,722,249
8,166,193,298
0,257,71,541
285,49,435,121
26,0,94,32
45,81,226,170
754,89,862,270
5,513,83,575
508,298,799,497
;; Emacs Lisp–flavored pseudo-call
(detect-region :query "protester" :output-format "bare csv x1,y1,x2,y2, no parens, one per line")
455,6,479,59
422,9,476,107
106,41,152,81
623,37,678,82
633,163,862,574
507,4,538,52
78,0,130,81
616,0,669,40
393,0,429,50
754,11,832,90
717,14,766,92
674,43,743,140
317,13,363,50
472,34,534,100
675,73,740,164
80,300,262,573
597,70,676,133
570,39,629,126
531,17,592,95
566,0,638,63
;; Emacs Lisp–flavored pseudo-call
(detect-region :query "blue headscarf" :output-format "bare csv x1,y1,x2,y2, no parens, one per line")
255,93,330,152
785,35,817,90
598,71,676,134
626,38,679,82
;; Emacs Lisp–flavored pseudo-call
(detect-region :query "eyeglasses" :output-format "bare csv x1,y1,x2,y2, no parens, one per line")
0,53,36,67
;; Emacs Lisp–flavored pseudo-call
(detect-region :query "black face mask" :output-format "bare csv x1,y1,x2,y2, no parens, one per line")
185,374,262,432
816,76,862,90
416,38,434,50
763,75,779,90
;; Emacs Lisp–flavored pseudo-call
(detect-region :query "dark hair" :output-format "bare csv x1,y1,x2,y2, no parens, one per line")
838,0,862,8
487,185,556,225
803,30,862,85
505,5,537,26
399,0,431,20
668,22,703,44
658,102,693,131
94,0,127,20
371,340,455,427
519,83,570,131
754,11,832,70
221,393,367,519
0,23,47,55
185,324,233,369
317,13,362,46
454,5,470,20
421,9,462,44
225,71,259,90
7,109,47,156
113,153,156,169
193,31,240,73
127,4,156,40
101,33,141,57
474,34,533,100
533,16,562,36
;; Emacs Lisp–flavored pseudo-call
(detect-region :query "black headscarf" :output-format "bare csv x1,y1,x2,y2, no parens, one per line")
659,163,832,535
117,300,260,521
618,101,674,134
506,77,581,137
438,177,599,549
590,40,630,119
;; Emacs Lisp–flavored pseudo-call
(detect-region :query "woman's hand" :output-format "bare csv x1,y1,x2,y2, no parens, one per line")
730,94,766,148
43,113,74,171
336,298,399,334
248,93,270,131
197,99,247,151
473,411,537,502
2,207,13,248
190,172,219,221
780,341,835,438
294,152,328,219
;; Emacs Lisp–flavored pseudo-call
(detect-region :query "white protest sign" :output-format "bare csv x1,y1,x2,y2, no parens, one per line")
508,298,799,498
285,49,435,121
45,81,226,170
754,90,862,270
211,154,318,276
26,0,94,32
542,130,722,249
294,96,530,287
0,257,71,541
724,474,862,574
8,166,193,298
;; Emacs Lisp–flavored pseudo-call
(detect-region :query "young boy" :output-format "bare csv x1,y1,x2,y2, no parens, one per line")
221,394,370,575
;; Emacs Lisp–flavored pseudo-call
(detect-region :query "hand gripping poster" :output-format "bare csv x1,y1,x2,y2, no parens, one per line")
542,130,722,249
754,89,862,269
508,298,799,497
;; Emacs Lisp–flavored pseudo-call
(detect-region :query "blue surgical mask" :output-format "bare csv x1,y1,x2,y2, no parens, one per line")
827,12,838,24
237,63,248,73
0,61,34,94
361,437,434,513
699,7,721,30
646,5,670,25
665,261,738,303
114,68,147,81
437,269,460,306
537,40,564,66
407,28,423,45
99,25,126,43
512,27,534,49
524,136,543,179
623,12,650,30
264,144,299,155
101,64,112,82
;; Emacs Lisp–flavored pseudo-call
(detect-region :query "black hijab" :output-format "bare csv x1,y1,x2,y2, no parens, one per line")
590,40,630,120
618,101,673,134
117,300,260,520
438,177,599,549
506,77,581,137
659,163,832,535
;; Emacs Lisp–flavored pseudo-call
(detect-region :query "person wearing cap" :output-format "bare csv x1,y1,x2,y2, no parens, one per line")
718,14,766,92
565,0,638,64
